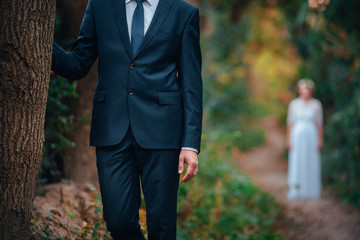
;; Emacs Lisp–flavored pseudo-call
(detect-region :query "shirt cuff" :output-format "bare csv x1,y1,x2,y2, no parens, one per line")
181,147,199,154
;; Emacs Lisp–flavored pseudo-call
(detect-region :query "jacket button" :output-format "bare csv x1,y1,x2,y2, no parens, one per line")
130,63,135,70
128,89,134,95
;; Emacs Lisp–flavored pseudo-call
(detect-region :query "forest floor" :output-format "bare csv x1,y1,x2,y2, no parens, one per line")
234,116,360,240
31,183,110,239
32,116,360,239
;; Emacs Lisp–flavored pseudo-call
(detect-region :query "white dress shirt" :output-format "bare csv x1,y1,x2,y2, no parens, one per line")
124,0,199,154
125,0,159,41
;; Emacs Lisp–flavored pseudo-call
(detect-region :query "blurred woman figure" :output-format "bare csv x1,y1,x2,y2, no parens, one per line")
286,79,323,200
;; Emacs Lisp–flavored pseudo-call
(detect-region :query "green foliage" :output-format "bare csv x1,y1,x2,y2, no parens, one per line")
31,222,58,240
39,77,78,183
280,0,360,206
175,4,281,239
39,12,78,184
86,184,112,239
201,6,266,150
45,77,78,150
234,127,265,152
177,130,282,239
322,90,360,205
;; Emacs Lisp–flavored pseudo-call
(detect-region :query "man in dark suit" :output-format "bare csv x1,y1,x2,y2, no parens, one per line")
51,0,202,239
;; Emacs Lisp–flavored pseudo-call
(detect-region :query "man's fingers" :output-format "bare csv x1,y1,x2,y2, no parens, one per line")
180,159,198,183
181,170,195,183
181,163,197,183
179,150,198,183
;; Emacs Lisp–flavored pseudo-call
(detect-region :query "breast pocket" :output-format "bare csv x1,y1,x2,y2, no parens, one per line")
157,32,179,40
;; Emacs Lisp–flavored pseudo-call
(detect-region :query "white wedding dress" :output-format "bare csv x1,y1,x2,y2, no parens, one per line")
287,98,323,200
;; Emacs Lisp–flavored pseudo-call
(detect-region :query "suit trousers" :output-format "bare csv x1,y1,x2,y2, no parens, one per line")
95,126,180,240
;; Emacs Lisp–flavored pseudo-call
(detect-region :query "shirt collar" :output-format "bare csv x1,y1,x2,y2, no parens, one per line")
125,0,155,6
147,0,155,6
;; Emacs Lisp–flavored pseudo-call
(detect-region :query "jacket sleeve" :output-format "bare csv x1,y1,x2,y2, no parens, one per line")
51,0,98,80
178,8,203,152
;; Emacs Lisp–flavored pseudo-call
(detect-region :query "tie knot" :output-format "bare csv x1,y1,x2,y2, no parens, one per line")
135,0,144,3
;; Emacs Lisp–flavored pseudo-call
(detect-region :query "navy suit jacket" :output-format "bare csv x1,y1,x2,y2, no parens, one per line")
52,0,203,151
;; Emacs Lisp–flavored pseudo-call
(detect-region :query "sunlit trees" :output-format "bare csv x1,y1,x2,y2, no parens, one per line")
281,0,360,205
308,0,331,12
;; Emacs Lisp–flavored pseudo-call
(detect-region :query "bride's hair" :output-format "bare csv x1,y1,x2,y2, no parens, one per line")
297,78,315,90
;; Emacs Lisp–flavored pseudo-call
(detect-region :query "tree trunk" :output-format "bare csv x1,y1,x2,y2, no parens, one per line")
0,0,56,239
61,65,98,186
57,0,98,186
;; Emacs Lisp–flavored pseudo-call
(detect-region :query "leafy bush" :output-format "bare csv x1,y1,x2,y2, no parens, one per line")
322,90,360,205
177,131,282,240
40,77,77,184
39,12,78,184
175,4,282,238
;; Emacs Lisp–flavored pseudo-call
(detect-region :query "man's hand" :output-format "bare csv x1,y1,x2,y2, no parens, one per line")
178,150,198,183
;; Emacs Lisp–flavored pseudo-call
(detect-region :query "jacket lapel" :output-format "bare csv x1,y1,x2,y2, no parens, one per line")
133,0,173,59
112,0,133,59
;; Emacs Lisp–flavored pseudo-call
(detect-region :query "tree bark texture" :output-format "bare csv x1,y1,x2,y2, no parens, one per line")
0,0,56,239
57,0,98,186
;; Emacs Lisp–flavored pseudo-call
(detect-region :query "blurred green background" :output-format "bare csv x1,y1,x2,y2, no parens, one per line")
35,0,360,239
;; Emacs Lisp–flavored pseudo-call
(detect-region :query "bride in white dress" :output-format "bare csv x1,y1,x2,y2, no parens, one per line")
286,79,323,200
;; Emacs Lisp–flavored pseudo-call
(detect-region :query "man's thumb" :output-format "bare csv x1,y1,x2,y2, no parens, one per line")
178,154,184,174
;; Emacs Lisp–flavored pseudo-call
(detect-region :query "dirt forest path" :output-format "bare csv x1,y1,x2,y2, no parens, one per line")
234,116,360,240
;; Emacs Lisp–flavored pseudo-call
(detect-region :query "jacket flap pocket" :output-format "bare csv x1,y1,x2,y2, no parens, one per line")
93,91,106,102
158,92,181,105
157,32,179,40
